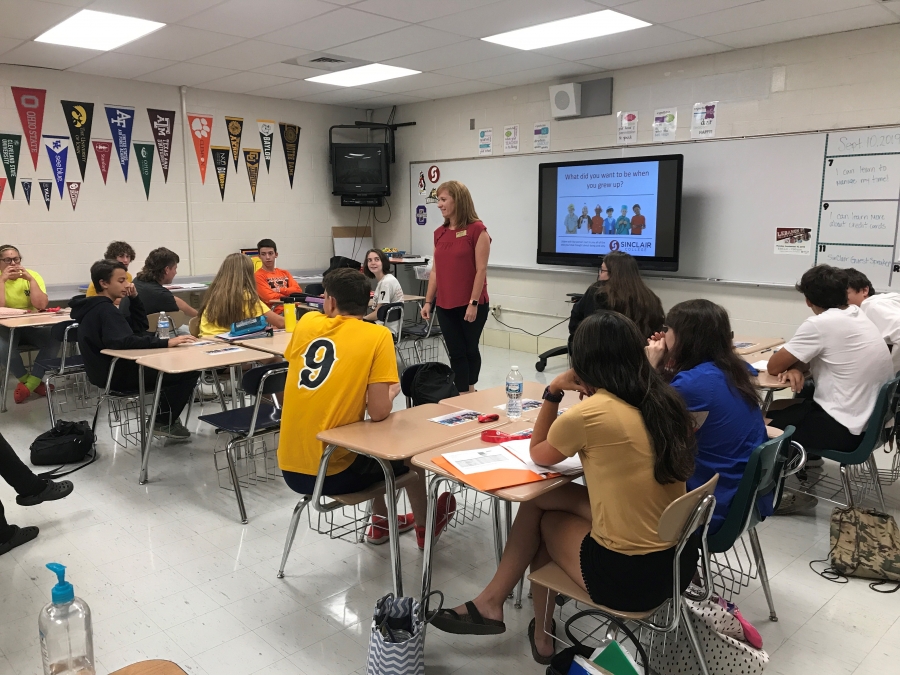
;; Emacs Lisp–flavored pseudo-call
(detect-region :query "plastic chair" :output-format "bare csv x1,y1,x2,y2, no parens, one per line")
146,311,186,334
188,316,200,338
402,310,450,363
527,475,719,675
35,321,87,426
377,302,410,369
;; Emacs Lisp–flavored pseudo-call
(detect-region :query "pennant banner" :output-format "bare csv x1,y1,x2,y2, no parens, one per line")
66,181,80,210
211,146,229,201
21,179,32,205
148,109,175,182
257,120,275,173
225,117,243,170
0,134,21,198
187,113,213,184
61,100,94,180
243,148,260,202
43,135,69,198
105,105,134,180
0,178,5,205
11,87,46,170
279,123,300,188
39,180,52,210
134,142,154,200
92,140,112,184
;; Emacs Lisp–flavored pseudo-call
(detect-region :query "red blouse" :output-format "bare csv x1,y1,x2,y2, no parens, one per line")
433,220,490,310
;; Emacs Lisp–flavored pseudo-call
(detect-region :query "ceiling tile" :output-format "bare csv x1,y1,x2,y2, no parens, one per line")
361,72,466,94
178,0,337,39
435,52,566,80
247,78,337,99
357,93,428,107
196,71,294,94
579,37,730,69
536,24,692,61
68,53,178,78
386,39,516,72
190,40,309,70
352,0,504,24
480,62,600,87
421,0,605,39
408,79,500,100
296,87,385,105
260,8,408,51
116,25,244,61
610,0,759,25
0,41,100,69
0,0,79,40
136,62,240,86
251,62,330,79
84,0,224,23
0,37,23,57
329,25,469,62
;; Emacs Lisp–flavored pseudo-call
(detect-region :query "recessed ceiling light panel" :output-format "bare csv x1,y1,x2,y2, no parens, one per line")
35,10,165,51
306,64,420,87
482,10,650,50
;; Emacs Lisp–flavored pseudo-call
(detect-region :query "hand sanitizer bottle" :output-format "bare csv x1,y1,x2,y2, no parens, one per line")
39,563,94,675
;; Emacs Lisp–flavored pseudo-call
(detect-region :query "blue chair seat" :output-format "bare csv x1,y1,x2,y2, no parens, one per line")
198,403,282,436
35,355,85,372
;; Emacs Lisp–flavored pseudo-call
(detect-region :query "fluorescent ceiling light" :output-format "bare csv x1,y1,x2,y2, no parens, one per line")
35,10,165,51
482,10,650,50
306,64,420,87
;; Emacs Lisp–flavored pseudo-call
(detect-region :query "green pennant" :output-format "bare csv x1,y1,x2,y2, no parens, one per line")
0,133,21,198
134,142,154,200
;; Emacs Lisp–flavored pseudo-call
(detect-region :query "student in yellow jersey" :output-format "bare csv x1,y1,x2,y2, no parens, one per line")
277,268,456,548
85,241,135,297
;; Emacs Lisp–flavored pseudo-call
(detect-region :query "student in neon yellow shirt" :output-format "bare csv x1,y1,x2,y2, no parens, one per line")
0,245,60,404
197,253,285,337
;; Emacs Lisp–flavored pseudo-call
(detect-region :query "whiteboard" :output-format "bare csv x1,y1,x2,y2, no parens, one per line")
409,128,900,287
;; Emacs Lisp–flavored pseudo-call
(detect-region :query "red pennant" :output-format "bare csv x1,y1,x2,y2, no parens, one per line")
11,87,46,171
187,113,213,184
92,140,112,184
0,177,5,204
67,181,80,210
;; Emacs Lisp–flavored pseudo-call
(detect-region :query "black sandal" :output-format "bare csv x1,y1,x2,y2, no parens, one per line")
528,618,557,665
430,601,506,635
0,526,39,556
17,480,74,506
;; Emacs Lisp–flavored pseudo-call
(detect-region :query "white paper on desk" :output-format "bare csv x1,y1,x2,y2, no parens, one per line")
164,283,207,290
429,410,480,426
205,346,244,355
751,360,768,371
179,340,217,347
501,439,583,476
493,399,542,412
442,446,538,476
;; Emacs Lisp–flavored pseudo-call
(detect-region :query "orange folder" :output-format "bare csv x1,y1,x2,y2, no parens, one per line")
432,455,556,492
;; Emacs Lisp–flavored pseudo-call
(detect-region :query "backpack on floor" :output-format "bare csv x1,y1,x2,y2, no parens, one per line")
410,363,458,406
30,420,97,477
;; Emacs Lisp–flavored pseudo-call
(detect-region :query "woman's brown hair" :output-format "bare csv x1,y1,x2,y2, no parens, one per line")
362,248,390,279
592,251,664,338
437,180,479,228
198,253,262,328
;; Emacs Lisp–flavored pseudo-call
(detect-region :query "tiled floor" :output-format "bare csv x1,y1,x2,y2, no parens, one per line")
2,346,900,675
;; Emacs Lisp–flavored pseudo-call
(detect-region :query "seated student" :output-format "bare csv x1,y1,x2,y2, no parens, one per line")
568,250,665,350
85,241,135,297
431,312,697,665
362,248,404,322
198,253,285,337
254,239,302,312
647,299,769,533
70,260,199,439
0,244,59,404
767,265,893,459
132,247,198,319
277,268,456,548
846,268,900,373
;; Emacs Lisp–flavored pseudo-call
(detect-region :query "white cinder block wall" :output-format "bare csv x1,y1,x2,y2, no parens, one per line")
0,64,361,285
374,24,900,353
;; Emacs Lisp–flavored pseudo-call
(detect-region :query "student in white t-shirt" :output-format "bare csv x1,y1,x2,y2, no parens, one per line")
767,265,893,456
846,268,900,374
363,248,404,322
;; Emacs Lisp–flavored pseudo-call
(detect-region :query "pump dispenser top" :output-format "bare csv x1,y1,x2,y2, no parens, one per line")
47,563,75,604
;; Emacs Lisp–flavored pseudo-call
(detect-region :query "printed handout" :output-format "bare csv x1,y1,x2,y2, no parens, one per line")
429,410,480,426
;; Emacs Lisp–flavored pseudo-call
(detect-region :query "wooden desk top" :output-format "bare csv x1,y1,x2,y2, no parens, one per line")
316,403,507,461
412,420,577,502
402,294,426,302
136,344,271,374
230,331,292,357
733,336,784,356
102,347,171,361
109,661,187,675
440,382,582,421
0,311,71,328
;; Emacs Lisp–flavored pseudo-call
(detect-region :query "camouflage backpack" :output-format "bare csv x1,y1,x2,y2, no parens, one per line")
818,506,900,593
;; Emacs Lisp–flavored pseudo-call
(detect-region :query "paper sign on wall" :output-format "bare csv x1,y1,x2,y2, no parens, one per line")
134,142,154,200
653,107,677,142
211,146,229,200
257,120,275,173
691,101,718,139
0,134,21,198
533,122,550,152
503,125,519,154
43,135,69,198
92,140,112,184
187,113,213,183
11,87,46,170
774,228,812,255
105,105,134,180
478,128,492,156
148,109,175,182
617,111,638,145
61,101,94,180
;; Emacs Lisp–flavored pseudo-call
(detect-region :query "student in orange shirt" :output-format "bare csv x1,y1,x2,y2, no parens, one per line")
254,238,302,311
630,204,646,235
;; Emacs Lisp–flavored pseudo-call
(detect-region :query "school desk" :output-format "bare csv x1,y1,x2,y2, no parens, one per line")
733,336,785,355
228,330,292,358
439,382,582,421
739,350,791,413
109,661,187,675
0,310,72,413
316,402,507,596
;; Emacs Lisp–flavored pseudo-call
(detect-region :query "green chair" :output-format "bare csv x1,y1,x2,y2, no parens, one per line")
707,426,797,622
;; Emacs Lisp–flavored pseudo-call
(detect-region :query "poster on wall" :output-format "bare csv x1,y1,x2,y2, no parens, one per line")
226,117,243,170
243,148,260,201
257,120,275,173
211,146,229,201
279,123,299,188
478,128,492,155
774,227,812,255
134,142,154,200
43,135,69,198
503,124,519,154
617,111,638,145
187,113,213,183
105,105,134,180
0,134,21,198
66,181,80,210
533,122,550,152
652,107,677,142
11,87,46,170
92,140,112,184
61,100,94,180
39,180,52,210
148,109,175,182
21,179,32,204
690,101,718,139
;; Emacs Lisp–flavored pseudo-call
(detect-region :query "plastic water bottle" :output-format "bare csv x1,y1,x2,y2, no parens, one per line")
156,311,172,339
506,366,524,419
39,563,94,675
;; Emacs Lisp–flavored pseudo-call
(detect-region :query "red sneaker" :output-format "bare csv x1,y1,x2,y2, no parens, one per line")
416,492,457,550
13,383,31,404
34,382,48,397
365,512,415,545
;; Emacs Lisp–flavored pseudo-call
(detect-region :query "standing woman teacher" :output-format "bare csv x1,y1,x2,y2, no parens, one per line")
421,181,491,393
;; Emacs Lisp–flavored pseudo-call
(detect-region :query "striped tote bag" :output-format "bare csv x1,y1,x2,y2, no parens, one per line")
366,593,441,675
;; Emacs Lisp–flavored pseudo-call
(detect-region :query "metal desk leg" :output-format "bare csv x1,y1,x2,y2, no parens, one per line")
761,389,774,415
505,500,524,609
491,497,504,568
1,326,14,413
226,439,248,523
421,474,450,639
373,456,403,597
138,365,147,469
140,374,165,485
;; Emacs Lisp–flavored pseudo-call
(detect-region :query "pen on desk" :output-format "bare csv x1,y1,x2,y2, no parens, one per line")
759,348,773,354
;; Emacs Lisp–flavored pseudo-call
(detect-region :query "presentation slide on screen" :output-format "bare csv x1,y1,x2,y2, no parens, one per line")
556,160,659,256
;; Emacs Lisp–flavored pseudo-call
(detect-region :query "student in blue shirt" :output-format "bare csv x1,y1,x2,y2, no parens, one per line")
646,299,769,533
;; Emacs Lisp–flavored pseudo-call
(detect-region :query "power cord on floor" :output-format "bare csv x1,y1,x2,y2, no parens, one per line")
490,312,568,337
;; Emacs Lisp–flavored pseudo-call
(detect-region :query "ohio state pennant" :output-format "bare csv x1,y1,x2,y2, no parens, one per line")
92,140,112,184
0,178,5,205
11,87,46,170
257,120,274,173
39,180,52,210
0,134,21,198
211,146,229,201
279,123,299,188
187,113,213,183
67,181,80,210
43,135,69,198
134,142,154,200
61,100,94,180
147,109,175,182
105,105,134,181
225,117,243,170
243,148,260,202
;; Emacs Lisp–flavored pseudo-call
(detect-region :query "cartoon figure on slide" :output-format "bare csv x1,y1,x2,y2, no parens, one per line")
590,206,605,234
564,204,579,234
615,205,631,235
603,207,616,234
630,204,646,235
577,205,592,231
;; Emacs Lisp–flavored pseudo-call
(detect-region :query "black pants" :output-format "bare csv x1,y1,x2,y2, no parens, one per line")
283,455,410,496
436,303,490,392
768,398,863,453
0,432,46,543
112,364,200,422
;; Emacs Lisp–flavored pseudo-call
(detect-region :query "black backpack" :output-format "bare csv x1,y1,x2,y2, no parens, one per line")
30,420,97,477
407,363,459,406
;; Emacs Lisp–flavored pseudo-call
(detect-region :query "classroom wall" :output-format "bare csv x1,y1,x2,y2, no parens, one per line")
0,64,361,285
376,23,900,351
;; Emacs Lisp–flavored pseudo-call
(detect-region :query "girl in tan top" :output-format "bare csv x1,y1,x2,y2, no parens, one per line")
431,311,698,664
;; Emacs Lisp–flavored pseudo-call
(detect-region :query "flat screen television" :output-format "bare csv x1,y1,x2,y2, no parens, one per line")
537,154,683,271
331,143,390,196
